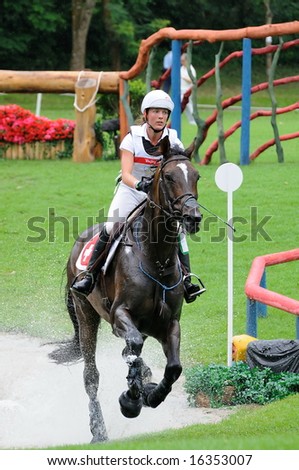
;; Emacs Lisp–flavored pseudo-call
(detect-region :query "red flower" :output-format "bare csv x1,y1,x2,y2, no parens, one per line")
0,105,75,144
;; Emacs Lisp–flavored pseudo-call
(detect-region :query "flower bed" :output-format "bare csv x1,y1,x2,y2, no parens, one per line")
0,104,75,159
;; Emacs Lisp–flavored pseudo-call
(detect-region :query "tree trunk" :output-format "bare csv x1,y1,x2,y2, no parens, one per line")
70,0,97,71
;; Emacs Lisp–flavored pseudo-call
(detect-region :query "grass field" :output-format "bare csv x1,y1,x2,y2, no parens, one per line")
62,394,298,451
1,89,298,450
1,157,298,350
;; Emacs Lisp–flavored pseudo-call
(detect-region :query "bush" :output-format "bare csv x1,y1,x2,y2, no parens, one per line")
184,362,299,408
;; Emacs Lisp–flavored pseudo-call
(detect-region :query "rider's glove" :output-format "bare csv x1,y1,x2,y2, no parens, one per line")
135,176,154,194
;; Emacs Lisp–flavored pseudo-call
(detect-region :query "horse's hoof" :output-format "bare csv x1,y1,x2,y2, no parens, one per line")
119,391,143,418
142,382,158,407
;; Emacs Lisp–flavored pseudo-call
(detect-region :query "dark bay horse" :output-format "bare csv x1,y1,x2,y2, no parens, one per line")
50,136,202,442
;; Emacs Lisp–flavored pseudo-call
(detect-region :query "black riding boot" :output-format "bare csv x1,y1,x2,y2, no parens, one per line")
179,251,206,303
71,227,110,296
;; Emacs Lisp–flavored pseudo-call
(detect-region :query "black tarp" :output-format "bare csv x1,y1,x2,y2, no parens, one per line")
246,339,299,373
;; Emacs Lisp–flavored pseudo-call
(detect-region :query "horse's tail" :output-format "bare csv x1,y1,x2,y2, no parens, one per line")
48,269,82,365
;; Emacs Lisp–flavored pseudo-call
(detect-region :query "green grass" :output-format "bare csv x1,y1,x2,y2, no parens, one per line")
0,93,76,120
1,157,298,350
1,91,299,450
196,76,299,109
58,395,298,450
181,108,298,165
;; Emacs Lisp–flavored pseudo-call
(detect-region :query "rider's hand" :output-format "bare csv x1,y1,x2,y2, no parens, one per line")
135,176,154,193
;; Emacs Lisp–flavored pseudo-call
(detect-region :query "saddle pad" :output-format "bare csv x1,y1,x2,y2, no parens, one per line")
76,233,122,272
76,233,99,271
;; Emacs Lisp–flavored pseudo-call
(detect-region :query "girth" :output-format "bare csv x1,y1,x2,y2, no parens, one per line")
130,231,178,279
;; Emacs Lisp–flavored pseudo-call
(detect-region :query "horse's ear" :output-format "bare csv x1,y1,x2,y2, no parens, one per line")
185,138,196,160
159,135,171,158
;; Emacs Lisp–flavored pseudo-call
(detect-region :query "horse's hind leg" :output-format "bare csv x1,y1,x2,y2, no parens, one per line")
74,295,108,443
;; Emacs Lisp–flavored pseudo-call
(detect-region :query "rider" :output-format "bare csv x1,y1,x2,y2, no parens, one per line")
71,89,205,303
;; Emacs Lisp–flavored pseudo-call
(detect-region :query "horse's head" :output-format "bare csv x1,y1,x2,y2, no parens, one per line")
152,136,202,234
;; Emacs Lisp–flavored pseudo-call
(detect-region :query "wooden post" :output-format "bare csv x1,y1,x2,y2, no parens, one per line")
73,77,98,163
119,78,130,143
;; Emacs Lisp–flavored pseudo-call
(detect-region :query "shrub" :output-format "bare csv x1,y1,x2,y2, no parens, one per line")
184,362,299,408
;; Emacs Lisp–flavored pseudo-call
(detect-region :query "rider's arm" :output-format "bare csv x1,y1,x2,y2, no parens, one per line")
121,149,139,189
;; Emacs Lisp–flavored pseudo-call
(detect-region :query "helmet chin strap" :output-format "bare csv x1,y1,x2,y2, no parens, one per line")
146,121,166,133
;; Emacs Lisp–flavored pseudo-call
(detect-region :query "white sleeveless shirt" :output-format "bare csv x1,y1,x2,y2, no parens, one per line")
119,123,184,180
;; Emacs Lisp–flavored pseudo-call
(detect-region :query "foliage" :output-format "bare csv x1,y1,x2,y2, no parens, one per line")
95,78,146,122
1,0,298,70
93,119,105,145
55,139,74,159
93,77,146,159
0,0,70,70
129,78,147,120
0,105,75,144
184,362,299,408
96,95,118,120
93,118,118,160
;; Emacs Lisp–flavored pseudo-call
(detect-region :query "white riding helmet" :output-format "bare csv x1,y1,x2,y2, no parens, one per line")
141,90,174,113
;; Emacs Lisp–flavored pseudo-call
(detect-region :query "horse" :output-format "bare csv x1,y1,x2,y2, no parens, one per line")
49,136,202,443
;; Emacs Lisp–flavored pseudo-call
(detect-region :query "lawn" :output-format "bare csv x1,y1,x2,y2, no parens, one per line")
64,394,298,450
1,157,298,353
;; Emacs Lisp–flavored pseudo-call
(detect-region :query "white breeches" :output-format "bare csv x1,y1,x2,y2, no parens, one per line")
105,182,147,234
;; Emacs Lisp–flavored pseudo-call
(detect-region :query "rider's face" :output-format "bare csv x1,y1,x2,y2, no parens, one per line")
145,108,169,130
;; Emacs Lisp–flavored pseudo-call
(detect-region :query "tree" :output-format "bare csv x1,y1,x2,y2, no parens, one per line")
99,0,169,70
0,0,70,70
0,0,297,72
70,0,98,70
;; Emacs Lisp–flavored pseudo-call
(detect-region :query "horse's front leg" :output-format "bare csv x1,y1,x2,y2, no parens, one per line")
122,335,153,384
112,305,145,418
74,295,108,443
143,319,182,408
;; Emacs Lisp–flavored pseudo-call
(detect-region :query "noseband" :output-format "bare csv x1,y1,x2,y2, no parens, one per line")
149,156,198,220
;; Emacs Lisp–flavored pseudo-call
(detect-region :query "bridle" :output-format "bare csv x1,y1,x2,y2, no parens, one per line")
148,155,199,221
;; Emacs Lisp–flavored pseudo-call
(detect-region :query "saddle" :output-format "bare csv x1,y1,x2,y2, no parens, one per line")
75,199,147,272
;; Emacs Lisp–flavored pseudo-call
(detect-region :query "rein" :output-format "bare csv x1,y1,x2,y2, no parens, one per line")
148,155,198,220
132,157,193,304
152,154,235,231
132,222,182,305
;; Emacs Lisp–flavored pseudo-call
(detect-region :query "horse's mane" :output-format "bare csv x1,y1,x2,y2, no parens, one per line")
168,144,188,158
152,136,193,161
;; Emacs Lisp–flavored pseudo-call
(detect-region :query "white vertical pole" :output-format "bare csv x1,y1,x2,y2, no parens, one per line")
215,162,243,367
36,93,42,116
227,190,233,366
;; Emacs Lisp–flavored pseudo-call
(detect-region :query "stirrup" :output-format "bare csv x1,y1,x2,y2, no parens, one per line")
183,273,206,299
